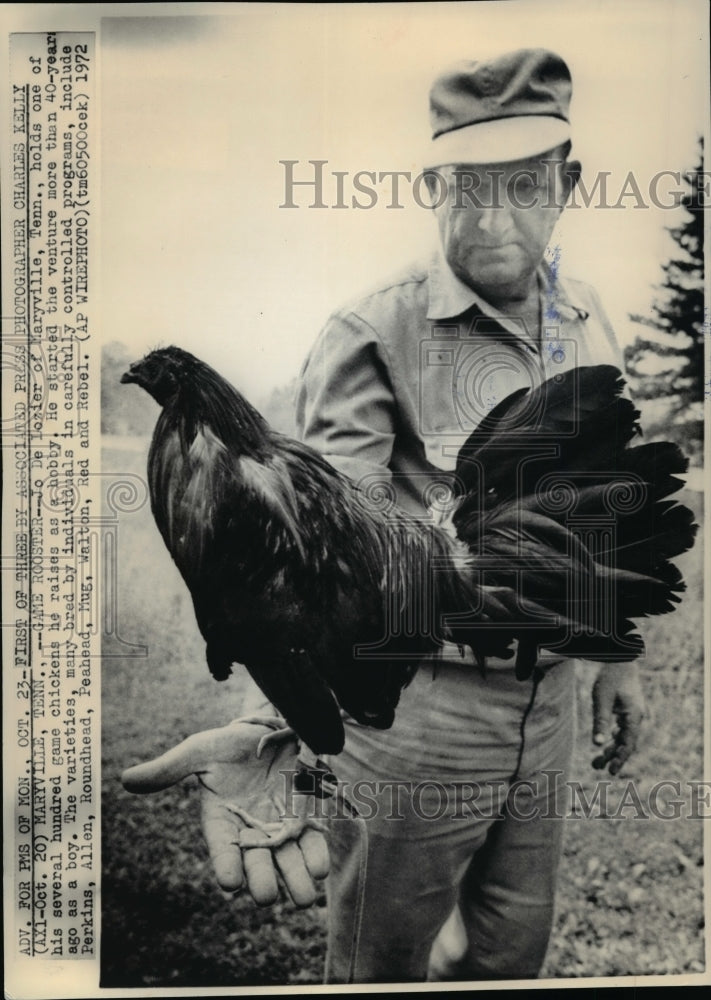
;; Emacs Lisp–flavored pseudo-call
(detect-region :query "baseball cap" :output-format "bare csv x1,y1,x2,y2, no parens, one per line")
425,48,572,167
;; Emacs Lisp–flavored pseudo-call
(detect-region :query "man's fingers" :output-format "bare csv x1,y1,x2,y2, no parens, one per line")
592,663,645,754
607,711,641,776
274,841,317,908
243,848,279,905
210,845,245,893
620,708,643,748
592,731,635,775
592,677,613,746
299,828,330,881
218,822,328,907
608,753,627,777
592,742,617,770
201,796,245,892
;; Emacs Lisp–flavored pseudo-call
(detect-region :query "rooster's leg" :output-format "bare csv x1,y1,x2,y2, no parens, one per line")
235,715,297,758
223,801,326,849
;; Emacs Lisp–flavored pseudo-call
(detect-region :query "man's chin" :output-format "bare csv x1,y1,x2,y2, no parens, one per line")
459,259,531,298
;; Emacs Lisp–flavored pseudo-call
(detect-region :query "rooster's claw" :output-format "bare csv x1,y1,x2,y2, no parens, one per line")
224,800,326,849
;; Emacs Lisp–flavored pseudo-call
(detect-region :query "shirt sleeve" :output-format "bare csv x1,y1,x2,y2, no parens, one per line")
295,309,396,488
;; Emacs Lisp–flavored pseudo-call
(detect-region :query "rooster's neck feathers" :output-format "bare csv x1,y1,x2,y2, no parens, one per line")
168,356,270,458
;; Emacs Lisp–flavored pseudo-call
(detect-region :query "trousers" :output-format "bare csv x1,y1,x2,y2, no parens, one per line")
324,655,577,983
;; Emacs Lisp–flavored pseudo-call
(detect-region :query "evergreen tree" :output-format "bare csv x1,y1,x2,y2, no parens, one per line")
625,139,704,458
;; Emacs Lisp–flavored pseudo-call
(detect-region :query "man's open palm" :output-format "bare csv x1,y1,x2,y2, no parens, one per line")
121,719,330,907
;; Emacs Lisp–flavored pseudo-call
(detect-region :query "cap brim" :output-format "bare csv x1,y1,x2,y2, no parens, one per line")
423,116,570,167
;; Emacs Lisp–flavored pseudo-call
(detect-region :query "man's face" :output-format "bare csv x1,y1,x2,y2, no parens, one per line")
428,151,577,303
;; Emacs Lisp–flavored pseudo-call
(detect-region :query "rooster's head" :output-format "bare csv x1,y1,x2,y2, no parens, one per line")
121,347,195,406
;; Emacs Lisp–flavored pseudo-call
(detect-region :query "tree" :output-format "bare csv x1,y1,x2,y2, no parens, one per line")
258,378,298,436
624,139,704,460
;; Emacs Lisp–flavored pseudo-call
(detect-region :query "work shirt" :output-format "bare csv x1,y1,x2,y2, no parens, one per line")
298,251,626,983
296,247,624,517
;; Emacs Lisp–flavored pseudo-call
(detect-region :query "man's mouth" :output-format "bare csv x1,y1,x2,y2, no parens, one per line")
470,242,518,254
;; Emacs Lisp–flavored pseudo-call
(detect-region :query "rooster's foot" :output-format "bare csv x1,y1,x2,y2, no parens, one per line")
235,715,297,758
224,801,326,849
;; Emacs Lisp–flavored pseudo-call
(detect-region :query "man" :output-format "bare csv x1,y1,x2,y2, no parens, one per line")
123,49,645,983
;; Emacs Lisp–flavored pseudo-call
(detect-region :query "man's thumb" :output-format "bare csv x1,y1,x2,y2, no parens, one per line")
121,733,209,792
592,675,613,745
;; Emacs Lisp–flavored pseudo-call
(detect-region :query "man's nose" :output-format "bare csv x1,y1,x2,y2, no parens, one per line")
474,203,513,238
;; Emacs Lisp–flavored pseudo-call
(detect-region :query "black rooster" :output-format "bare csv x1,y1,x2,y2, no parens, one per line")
122,348,696,754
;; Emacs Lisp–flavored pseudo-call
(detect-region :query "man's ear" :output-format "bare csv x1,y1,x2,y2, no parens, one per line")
561,159,582,199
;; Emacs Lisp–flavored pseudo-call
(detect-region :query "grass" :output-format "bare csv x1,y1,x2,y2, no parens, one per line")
100,438,705,986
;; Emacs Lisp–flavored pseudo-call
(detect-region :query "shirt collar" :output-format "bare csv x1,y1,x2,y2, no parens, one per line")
426,246,588,329
426,247,483,321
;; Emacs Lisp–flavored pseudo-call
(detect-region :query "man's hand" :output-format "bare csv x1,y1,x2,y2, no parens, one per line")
591,662,645,775
121,719,330,907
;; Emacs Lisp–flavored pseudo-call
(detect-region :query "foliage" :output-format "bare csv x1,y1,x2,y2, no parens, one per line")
259,378,298,436
624,140,705,459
